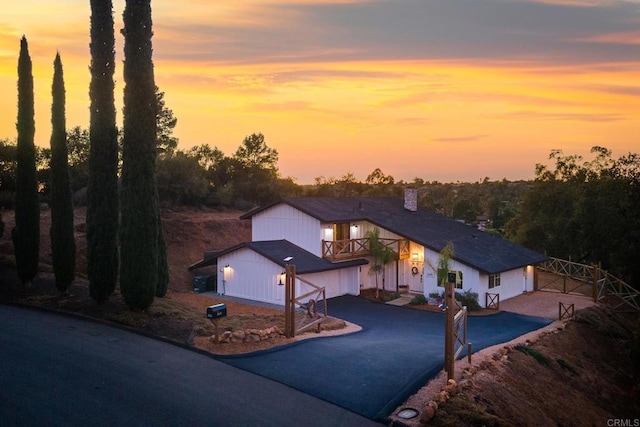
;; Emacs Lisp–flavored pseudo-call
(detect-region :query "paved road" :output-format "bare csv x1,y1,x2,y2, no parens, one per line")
0,304,379,427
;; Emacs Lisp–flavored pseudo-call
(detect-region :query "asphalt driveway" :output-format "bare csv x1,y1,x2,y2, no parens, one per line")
217,295,551,421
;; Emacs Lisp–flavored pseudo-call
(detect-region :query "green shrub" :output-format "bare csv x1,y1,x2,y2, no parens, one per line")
428,291,443,299
410,294,427,305
455,289,481,311
515,344,551,366
556,358,578,374
382,291,401,302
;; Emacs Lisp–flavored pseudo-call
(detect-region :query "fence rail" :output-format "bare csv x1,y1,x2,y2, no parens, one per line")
537,257,639,312
322,238,410,261
293,275,327,336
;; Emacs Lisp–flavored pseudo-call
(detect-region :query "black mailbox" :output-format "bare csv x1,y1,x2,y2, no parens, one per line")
207,303,227,319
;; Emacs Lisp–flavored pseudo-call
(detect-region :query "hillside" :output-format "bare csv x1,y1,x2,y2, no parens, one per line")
1,207,638,425
390,304,639,426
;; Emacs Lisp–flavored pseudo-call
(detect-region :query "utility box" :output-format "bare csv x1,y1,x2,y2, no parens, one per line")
207,303,227,319
193,275,215,293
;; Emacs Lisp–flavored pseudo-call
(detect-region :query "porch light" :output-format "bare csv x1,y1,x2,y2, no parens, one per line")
278,270,286,286
411,252,419,260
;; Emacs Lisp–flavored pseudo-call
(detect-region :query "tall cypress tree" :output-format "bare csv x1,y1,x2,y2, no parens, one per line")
120,0,160,309
87,0,119,303
49,52,76,293
13,36,39,285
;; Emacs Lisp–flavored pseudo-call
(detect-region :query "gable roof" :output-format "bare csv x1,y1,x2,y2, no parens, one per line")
189,239,368,274
242,197,547,275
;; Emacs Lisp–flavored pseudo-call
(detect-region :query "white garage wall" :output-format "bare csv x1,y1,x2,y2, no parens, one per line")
218,248,362,306
218,248,286,305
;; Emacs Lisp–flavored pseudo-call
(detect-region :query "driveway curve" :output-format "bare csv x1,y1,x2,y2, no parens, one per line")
0,304,378,427
217,295,551,420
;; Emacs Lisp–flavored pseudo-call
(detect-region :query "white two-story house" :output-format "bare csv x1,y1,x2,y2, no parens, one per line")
190,191,547,307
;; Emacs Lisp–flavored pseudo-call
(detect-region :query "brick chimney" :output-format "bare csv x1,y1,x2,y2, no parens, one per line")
404,188,418,212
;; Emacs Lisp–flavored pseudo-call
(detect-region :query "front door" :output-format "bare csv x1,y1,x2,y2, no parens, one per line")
409,262,424,293
334,222,350,256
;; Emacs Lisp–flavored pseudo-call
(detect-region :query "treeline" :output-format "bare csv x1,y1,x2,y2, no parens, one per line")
507,147,640,288
0,132,527,234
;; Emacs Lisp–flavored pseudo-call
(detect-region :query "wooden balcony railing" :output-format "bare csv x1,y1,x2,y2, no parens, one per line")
322,238,410,261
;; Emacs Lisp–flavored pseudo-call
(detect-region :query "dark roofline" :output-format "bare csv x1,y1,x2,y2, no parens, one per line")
243,197,547,275
188,239,368,274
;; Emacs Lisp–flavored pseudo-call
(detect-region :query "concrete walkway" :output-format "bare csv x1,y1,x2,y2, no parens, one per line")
384,293,414,306
384,290,596,320
499,290,596,320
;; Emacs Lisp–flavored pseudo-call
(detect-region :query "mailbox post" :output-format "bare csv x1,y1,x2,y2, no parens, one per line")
206,303,227,343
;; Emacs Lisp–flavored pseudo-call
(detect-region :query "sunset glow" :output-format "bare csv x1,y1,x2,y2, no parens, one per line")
0,0,637,183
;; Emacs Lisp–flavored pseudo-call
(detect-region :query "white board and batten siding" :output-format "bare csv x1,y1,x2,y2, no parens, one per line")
251,204,322,256
218,247,362,306
300,268,361,302
477,266,535,306
217,248,286,306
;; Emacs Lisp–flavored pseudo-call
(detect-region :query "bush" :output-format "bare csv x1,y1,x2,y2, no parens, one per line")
455,289,481,311
410,294,427,305
382,292,400,302
556,358,578,375
428,291,443,299
515,344,551,366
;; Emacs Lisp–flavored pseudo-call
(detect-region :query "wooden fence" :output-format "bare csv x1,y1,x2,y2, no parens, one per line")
537,257,639,312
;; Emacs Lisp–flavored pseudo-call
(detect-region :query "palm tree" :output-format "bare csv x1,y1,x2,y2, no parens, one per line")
366,227,395,299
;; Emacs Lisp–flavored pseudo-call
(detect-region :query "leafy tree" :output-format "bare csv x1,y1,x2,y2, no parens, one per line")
88,0,120,303
0,139,17,208
365,168,395,185
366,227,395,299
49,53,76,293
120,0,161,309
232,133,280,204
13,36,40,285
506,147,640,286
155,87,178,157
435,242,455,287
156,151,209,204
66,126,90,192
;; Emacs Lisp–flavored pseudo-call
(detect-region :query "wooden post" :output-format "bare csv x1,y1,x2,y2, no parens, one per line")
444,281,455,381
533,266,539,291
286,264,296,338
213,319,220,343
467,343,472,364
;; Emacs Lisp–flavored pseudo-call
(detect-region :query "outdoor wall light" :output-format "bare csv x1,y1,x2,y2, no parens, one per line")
411,252,419,260
277,270,286,286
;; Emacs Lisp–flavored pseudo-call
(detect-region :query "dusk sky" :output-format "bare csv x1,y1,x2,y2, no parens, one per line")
0,0,638,183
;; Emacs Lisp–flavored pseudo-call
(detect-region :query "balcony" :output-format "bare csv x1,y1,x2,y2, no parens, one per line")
322,238,410,261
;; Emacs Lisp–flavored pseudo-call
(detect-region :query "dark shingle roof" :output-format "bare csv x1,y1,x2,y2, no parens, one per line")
246,240,368,273
243,197,547,274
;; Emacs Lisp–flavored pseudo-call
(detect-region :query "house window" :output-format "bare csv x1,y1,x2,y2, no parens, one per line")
489,273,501,289
437,270,463,289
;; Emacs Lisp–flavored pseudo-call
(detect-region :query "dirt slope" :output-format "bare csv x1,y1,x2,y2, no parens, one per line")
0,206,251,292
392,305,640,426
